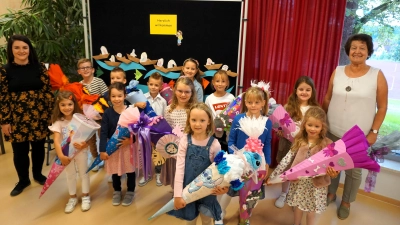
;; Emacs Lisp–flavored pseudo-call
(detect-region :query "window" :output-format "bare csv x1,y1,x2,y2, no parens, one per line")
340,0,400,162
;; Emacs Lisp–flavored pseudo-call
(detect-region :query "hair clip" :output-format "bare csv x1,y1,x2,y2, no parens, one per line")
250,80,271,95
68,95,73,100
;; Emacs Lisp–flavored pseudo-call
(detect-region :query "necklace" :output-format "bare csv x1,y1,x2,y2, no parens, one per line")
344,78,355,111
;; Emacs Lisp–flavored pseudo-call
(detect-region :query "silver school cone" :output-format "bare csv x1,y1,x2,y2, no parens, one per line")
148,198,175,220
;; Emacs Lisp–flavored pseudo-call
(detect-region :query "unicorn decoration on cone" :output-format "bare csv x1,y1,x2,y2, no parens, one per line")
148,149,262,220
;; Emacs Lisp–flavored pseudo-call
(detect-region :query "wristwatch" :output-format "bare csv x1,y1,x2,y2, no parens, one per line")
370,129,379,134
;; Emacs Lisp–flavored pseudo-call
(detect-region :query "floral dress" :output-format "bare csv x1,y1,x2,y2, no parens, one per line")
0,63,54,142
269,138,332,213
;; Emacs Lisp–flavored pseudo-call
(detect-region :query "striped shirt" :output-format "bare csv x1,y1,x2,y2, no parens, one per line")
80,77,108,95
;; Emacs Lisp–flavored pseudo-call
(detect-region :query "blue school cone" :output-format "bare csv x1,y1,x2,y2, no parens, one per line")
86,156,103,173
148,199,175,220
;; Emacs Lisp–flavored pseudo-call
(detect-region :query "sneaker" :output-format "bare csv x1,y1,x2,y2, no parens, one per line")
81,196,91,211
274,193,287,208
122,191,134,206
33,175,47,185
92,165,99,172
10,180,31,196
156,174,162,186
215,220,224,225
138,176,152,187
65,198,78,213
108,176,113,183
112,191,122,206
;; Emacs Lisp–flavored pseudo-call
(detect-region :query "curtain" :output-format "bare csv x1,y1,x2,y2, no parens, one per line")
242,0,347,166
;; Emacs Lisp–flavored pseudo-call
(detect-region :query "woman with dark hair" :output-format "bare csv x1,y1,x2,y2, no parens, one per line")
322,33,388,219
0,35,55,196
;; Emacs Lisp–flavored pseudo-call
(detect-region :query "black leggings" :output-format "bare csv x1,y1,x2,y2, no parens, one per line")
112,172,136,192
11,139,45,182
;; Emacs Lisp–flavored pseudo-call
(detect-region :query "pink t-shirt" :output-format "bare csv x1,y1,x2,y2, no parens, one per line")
174,135,221,197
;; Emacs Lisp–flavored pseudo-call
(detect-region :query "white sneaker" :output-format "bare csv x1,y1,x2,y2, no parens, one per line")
138,176,152,187
92,165,99,172
215,220,223,225
108,176,113,183
81,196,91,212
64,198,78,214
156,174,162,186
275,193,287,208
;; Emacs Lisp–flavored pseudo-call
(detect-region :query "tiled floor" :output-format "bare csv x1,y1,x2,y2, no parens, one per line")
0,141,399,225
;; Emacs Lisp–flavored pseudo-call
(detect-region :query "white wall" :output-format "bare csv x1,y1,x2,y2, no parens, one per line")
340,160,400,201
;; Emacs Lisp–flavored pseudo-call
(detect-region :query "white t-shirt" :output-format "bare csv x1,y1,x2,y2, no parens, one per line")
292,105,311,137
144,92,167,116
205,92,236,118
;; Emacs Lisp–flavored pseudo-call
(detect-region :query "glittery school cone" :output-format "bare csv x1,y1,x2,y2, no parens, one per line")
40,113,100,198
148,150,263,220
269,125,380,184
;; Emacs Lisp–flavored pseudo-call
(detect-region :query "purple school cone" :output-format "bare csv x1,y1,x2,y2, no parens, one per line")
272,125,379,183
149,117,173,144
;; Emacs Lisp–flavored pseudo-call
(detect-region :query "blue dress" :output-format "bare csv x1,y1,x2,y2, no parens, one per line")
167,135,222,221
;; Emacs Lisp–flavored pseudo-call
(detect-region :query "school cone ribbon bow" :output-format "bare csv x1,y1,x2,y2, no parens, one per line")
128,112,153,180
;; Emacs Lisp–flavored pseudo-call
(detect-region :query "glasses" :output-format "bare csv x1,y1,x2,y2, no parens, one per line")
176,90,192,95
78,66,92,71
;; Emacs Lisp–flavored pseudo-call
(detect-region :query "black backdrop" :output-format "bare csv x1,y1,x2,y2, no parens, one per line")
89,0,241,96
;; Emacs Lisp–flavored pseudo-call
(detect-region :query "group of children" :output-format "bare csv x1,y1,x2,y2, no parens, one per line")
49,57,339,225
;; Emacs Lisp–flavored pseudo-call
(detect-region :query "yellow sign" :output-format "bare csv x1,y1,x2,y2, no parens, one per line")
150,14,177,35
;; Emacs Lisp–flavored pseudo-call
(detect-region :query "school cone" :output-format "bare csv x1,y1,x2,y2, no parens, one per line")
87,107,139,173
269,125,380,184
149,151,262,220
40,113,100,198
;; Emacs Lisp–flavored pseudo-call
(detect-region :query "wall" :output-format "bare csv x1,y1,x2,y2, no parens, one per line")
0,0,23,45
340,161,400,202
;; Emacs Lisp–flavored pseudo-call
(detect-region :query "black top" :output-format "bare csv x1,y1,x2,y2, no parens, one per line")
4,63,43,92
99,106,121,153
